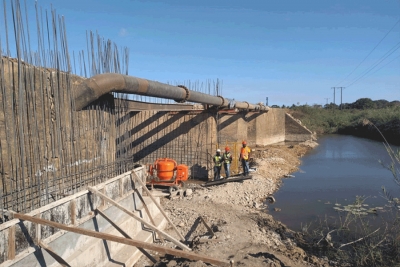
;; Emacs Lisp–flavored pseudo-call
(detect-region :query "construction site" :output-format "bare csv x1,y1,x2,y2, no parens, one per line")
0,1,321,266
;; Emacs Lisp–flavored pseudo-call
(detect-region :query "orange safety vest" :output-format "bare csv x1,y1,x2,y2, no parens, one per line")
240,147,251,160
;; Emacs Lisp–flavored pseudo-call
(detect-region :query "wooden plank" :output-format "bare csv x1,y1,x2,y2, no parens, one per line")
119,178,124,197
134,188,165,242
35,214,42,244
0,170,138,231
185,217,201,242
11,212,230,267
201,175,252,187
87,186,190,251
38,241,71,267
7,225,15,260
196,238,221,244
96,209,157,264
131,172,185,241
199,216,215,237
100,188,106,208
70,200,76,226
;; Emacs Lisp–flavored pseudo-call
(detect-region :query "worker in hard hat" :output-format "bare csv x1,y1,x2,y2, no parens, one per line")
213,149,223,181
239,141,251,176
223,146,233,179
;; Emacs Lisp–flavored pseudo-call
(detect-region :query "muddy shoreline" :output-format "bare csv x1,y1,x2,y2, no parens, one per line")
135,140,334,267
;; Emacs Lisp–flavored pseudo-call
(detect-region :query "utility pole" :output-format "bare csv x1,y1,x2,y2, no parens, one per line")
324,98,330,105
331,87,345,109
266,97,268,106
338,87,345,109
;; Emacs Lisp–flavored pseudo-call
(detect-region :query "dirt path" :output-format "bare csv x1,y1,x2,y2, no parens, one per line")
135,140,332,267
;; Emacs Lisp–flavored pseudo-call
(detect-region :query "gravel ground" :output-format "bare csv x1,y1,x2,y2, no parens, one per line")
135,140,332,267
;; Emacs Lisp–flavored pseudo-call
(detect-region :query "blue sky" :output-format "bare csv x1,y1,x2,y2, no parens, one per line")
1,0,399,106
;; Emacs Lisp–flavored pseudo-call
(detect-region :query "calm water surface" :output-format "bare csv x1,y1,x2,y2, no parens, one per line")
269,134,399,231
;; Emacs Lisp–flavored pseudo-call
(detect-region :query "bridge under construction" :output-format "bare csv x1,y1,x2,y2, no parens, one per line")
0,1,312,266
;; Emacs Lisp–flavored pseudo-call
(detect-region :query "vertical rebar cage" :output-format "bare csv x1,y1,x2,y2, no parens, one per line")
0,1,132,221
0,0,219,223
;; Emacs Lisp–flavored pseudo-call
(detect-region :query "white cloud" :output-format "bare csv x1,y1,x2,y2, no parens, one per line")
119,28,128,37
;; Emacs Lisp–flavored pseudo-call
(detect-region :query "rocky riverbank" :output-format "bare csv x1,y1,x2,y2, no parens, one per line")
135,140,334,267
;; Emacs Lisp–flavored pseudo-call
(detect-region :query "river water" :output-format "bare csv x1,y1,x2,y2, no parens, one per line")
268,134,399,231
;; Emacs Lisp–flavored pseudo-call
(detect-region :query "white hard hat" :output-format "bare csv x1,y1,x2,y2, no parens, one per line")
216,149,221,152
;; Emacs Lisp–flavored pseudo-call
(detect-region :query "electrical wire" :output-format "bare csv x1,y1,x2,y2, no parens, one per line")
368,53,400,77
345,41,400,87
334,18,400,87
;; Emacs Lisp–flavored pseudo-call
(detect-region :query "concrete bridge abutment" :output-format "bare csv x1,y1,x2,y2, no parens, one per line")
217,108,311,148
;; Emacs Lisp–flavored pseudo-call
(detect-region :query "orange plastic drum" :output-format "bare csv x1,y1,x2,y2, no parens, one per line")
155,158,176,180
176,164,189,181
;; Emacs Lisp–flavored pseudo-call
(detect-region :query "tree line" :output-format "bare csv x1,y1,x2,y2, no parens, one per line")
275,98,400,110
286,98,400,145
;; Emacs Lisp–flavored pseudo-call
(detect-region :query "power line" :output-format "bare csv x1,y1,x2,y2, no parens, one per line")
345,42,400,87
334,18,400,87
368,53,400,77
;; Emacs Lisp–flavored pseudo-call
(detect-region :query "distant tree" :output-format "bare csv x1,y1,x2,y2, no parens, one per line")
374,99,390,109
389,100,400,107
324,103,338,109
352,98,376,109
281,104,286,108
340,103,351,109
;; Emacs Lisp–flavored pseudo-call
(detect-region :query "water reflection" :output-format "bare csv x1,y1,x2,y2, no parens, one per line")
268,134,399,231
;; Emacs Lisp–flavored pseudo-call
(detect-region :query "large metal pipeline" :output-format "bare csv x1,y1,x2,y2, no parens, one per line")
73,73,269,112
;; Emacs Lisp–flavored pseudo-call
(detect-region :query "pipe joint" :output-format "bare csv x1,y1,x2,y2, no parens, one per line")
175,85,190,103
217,96,229,107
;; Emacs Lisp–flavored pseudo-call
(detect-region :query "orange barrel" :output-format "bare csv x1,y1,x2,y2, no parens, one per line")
155,158,177,180
176,164,189,181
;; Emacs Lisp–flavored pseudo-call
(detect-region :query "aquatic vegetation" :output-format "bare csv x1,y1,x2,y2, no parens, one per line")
332,202,383,215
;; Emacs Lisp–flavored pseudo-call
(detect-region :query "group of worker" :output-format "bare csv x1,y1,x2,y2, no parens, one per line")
213,141,251,181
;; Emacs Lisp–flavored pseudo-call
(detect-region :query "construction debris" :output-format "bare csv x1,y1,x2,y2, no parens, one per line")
136,143,332,267
201,175,253,187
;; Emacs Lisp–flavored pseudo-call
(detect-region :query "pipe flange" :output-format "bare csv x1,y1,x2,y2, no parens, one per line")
175,85,190,103
217,95,226,107
243,101,250,109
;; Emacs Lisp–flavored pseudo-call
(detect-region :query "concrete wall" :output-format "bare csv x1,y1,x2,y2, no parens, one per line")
285,113,313,142
0,167,160,267
253,109,286,146
0,57,121,214
0,57,311,223
0,41,314,266
116,109,216,179
218,109,287,146
218,113,245,143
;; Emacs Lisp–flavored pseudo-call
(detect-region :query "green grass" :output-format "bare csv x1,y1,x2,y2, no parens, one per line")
287,106,400,144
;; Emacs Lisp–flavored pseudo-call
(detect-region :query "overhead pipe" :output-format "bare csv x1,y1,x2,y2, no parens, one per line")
73,73,269,112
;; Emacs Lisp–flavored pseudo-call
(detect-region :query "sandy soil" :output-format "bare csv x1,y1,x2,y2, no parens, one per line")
135,140,333,267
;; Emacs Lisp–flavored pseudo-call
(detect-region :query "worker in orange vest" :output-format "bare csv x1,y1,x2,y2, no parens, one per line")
239,141,251,176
